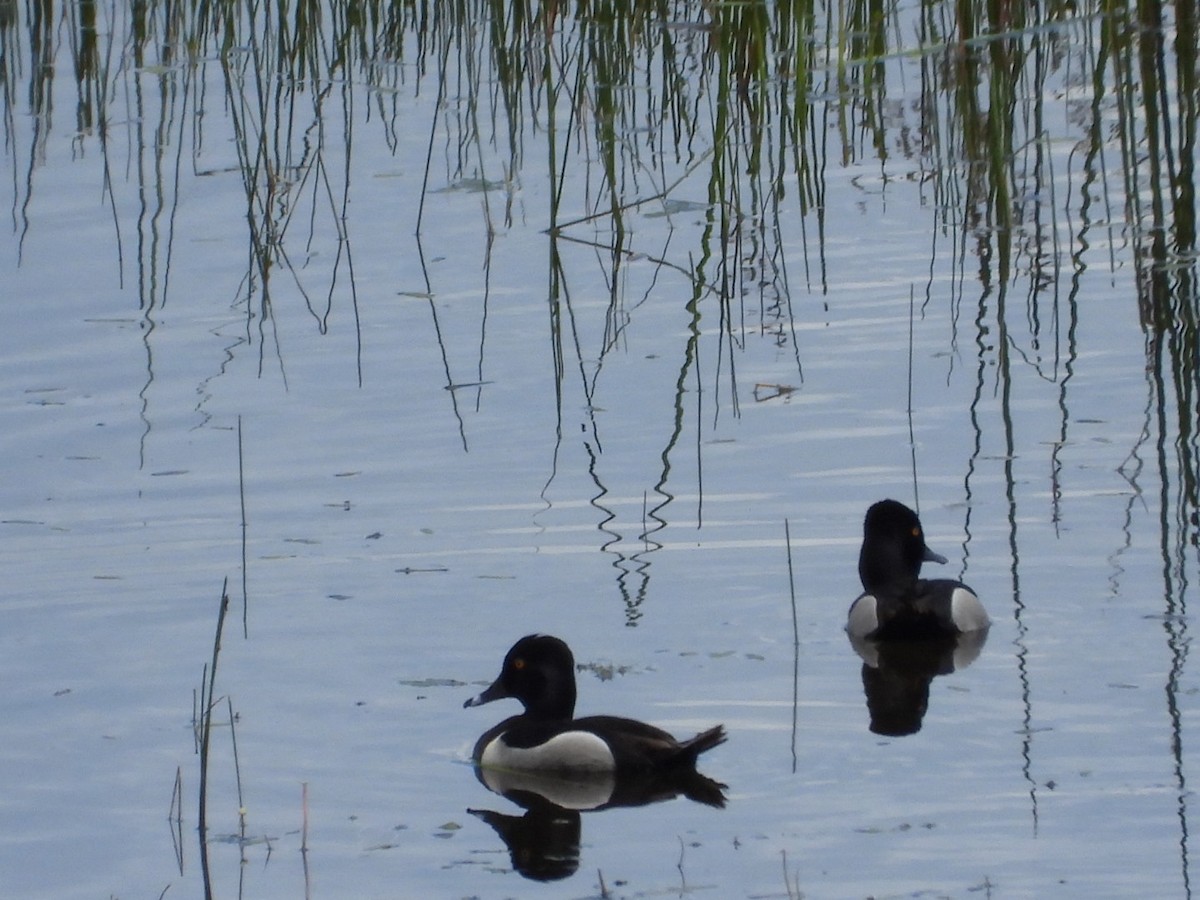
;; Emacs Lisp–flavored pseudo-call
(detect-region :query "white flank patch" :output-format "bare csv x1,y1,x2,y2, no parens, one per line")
481,730,615,773
951,587,990,632
846,594,878,638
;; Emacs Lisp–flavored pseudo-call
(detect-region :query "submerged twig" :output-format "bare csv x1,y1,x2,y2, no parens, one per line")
191,685,201,754
238,416,249,638
301,781,310,856
785,519,800,774
781,848,801,899
228,696,245,839
198,579,230,900
676,835,689,891
907,285,920,512
301,782,312,900
168,766,184,875
785,519,799,648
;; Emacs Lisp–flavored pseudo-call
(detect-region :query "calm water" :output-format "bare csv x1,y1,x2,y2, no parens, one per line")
1,3,1196,898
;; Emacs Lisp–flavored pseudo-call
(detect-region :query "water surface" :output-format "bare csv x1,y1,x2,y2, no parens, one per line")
1,3,1196,898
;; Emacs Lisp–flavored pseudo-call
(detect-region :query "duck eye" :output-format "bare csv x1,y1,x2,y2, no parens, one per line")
912,527,921,538
512,658,525,670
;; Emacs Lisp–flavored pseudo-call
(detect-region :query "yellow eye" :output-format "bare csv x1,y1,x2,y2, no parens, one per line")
513,658,525,670
912,527,921,538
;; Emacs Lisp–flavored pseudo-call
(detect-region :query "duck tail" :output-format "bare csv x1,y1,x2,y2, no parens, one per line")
677,724,727,764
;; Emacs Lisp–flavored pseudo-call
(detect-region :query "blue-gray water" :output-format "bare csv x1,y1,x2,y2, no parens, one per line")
1,4,1196,898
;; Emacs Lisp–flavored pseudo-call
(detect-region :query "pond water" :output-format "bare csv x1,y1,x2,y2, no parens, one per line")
1,3,1197,898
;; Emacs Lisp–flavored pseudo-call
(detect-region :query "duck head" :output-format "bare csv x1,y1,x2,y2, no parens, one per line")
464,634,578,720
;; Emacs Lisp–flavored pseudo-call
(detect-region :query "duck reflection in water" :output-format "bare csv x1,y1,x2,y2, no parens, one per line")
468,781,583,883
468,764,726,881
846,500,990,735
849,630,989,735
464,634,727,880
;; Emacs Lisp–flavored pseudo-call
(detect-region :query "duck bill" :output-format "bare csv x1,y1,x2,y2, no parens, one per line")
464,677,509,709
923,546,948,565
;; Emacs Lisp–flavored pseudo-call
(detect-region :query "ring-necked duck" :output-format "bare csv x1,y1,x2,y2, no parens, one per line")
847,499,989,640
464,634,726,775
